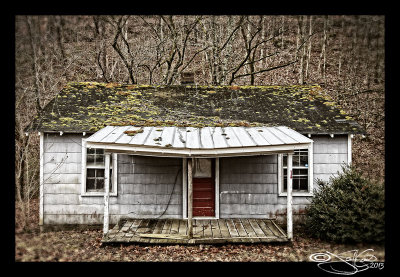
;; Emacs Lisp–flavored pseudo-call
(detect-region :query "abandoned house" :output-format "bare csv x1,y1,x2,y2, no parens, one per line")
25,82,364,244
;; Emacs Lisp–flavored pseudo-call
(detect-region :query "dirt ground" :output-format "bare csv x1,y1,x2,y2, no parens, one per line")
15,200,384,262
15,226,385,262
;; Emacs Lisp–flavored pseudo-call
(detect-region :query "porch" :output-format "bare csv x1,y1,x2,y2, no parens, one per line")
85,126,313,242
101,218,288,244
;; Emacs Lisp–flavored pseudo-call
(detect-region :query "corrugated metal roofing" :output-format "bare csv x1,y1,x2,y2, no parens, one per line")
86,126,312,149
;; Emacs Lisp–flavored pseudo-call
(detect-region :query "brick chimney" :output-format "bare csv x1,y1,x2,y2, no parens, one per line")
180,72,195,85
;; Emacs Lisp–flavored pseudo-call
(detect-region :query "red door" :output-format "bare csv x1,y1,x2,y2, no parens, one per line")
192,159,215,217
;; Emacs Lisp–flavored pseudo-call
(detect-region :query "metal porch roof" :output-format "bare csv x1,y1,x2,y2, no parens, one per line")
85,126,313,157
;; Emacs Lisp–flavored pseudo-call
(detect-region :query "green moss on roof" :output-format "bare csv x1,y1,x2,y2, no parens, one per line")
26,82,364,134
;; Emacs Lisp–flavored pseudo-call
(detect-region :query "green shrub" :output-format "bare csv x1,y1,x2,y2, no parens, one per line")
305,164,385,243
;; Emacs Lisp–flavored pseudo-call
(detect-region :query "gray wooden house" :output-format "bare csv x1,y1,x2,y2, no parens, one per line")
26,82,364,243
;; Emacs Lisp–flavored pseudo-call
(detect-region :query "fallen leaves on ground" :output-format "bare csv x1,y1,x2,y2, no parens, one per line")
15,228,385,262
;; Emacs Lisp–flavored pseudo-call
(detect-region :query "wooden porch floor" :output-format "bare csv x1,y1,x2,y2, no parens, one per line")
101,218,288,244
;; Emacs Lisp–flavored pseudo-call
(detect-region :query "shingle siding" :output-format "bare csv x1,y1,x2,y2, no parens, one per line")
42,133,349,225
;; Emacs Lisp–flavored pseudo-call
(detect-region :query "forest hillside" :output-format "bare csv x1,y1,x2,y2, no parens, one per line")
15,15,384,230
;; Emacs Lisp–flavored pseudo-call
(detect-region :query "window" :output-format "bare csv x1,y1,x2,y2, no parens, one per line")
278,148,313,196
193,158,212,178
82,143,117,196
86,148,112,192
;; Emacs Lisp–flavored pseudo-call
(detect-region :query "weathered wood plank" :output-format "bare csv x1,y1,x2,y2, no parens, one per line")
239,219,260,243
135,219,151,243
148,219,167,243
152,219,166,234
232,219,247,237
218,219,231,238
139,219,160,243
210,220,222,238
193,219,203,238
249,219,267,237
128,219,142,234
119,221,135,242
170,219,180,235
104,219,287,244
265,220,281,237
271,220,287,238
161,219,172,234
225,219,239,237
178,220,187,236
257,220,275,236
200,220,213,238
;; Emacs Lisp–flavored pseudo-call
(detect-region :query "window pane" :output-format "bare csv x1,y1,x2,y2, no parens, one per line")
87,154,94,163
96,149,104,155
96,169,104,177
283,176,287,191
96,154,104,165
87,169,96,177
299,169,308,176
96,178,105,190
299,176,308,190
293,155,300,167
293,177,300,190
282,149,309,193
86,178,95,190
87,148,95,154
300,155,308,167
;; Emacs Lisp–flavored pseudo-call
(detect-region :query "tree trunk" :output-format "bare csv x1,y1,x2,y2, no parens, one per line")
305,15,312,80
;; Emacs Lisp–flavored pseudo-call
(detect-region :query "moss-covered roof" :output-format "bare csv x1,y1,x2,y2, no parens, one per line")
26,82,364,135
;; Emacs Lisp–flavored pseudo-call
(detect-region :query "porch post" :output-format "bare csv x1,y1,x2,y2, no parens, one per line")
103,153,111,235
287,153,293,240
187,158,193,238
182,158,187,219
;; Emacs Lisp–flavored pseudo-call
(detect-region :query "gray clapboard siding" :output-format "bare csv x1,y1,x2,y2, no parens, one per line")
44,153,81,164
220,155,281,218
43,173,81,184
221,183,276,194
314,154,348,164
44,142,82,153
42,134,184,224
44,163,82,174
312,135,349,184
44,214,104,225
42,133,349,225
314,143,348,153
314,164,344,174
116,155,183,218
44,194,81,205
44,183,81,194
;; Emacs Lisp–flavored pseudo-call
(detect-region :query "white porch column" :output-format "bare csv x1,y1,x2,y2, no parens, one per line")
215,157,220,219
287,153,293,240
182,158,187,219
103,153,111,235
187,158,193,238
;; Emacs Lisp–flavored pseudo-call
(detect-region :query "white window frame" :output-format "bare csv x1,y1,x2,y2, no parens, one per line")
81,139,118,197
278,142,313,197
